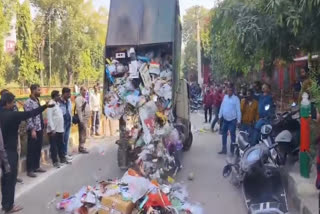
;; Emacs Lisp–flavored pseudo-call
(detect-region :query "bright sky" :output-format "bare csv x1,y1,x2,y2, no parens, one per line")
92,0,216,16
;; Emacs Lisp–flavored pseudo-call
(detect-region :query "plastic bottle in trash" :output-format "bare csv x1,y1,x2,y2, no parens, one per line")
300,92,311,118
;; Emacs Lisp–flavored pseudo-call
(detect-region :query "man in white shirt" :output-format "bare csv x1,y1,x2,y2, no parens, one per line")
90,85,101,136
218,83,241,155
47,91,68,168
75,87,91,153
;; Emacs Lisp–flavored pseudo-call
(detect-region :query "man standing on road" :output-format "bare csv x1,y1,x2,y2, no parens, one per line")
211,86,223,132
0,90,23,184
203,86,213,123
60,87,72,160
75,87,91,154
90,85,101,136
47,91,69,168
24,84,46,178
218,83,241,155
240,89,259,142
0,92,52,213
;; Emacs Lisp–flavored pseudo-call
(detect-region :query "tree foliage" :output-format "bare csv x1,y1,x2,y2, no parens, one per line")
0,0,17,85
16,0,43,85
206,0,320,78
0,0,108,87
29,0,108,86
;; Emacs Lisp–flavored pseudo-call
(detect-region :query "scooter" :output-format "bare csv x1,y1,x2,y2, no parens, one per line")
272,103,300,163
190,95,203,112
223,118,289,213
253,104,300,165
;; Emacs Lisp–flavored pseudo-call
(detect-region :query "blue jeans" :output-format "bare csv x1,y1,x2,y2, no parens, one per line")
222,119,237,152
240,124,254,144
63,123,71,155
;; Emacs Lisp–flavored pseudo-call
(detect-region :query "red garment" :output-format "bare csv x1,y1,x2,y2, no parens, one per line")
203,92,214,107
213,91,223,107
144,192,172,209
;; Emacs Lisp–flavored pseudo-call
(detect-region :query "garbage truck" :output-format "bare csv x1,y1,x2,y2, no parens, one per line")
103,0,192,170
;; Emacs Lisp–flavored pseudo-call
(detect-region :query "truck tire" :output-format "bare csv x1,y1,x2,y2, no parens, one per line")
183,132,193,151
117,140,129,170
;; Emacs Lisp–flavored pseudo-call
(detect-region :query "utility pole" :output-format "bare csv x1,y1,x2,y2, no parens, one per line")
197,10,203,86
48,17,52,87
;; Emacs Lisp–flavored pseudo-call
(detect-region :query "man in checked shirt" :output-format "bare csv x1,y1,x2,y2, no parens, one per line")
24,84,46,178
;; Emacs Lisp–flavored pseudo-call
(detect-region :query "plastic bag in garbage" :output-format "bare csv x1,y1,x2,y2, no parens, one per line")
126,90,140,107
56,187,86,212
104,104,125,120
107,64,116,75
170,183,189,202
121,172,156,203
139,101,158,144
160,69,172,80
129,60,139,79
154,80,172,100
181,202,204,214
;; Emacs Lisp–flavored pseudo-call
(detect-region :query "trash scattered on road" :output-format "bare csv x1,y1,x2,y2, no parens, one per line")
56,169,203,214
188,172,195,181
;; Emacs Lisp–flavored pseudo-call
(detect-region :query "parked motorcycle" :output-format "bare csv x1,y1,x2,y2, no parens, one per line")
272,103,300,163
190,95,202,112
253,103,300,165
223,115,289,213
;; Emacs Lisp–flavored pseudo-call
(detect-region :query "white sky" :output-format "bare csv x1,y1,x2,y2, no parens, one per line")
92,0,216,16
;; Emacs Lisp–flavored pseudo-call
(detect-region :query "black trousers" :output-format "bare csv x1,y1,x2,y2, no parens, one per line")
27,130,43,172
49,133,65,164
211,106,220,130
204,106,212,122
1,151,18,212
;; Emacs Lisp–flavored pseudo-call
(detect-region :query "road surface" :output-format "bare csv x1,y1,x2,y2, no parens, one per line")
13,113,294,213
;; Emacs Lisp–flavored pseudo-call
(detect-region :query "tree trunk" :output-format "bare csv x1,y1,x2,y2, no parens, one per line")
66,65,73,86
308,52,312,72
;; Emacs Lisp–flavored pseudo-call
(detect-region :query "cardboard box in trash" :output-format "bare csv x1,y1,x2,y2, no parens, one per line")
98,194,135,214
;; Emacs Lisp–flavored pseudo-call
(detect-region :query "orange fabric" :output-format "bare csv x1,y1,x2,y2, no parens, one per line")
128,168,140,177
300,117,311,152
240,99,259,125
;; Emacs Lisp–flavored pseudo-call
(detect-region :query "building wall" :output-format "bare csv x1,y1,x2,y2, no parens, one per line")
4,14,16,53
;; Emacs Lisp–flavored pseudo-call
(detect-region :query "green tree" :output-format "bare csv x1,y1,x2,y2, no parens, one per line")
16,0,43,86
31,0,108,86
0,0,18,85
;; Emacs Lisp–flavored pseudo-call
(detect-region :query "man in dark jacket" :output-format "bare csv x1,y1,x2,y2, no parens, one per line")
0,89,23,184
0,92,52,213
211,86,224,132
203,86,214,123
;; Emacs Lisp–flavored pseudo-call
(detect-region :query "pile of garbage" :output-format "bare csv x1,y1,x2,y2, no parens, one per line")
55,48,203,214
56,169,203,214
104,47,183,180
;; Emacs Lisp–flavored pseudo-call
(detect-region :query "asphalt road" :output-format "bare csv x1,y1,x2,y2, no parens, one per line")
12,113,295,214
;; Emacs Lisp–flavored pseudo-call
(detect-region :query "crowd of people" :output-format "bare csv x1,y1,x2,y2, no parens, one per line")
0,83,101,213
202,80,274,154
